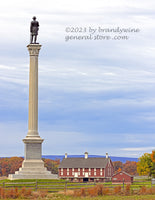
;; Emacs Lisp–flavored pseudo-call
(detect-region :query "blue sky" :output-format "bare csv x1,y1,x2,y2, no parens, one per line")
0,0,155,158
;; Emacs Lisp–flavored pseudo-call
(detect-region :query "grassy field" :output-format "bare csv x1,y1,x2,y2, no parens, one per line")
37,193,155,200
2,194,155,200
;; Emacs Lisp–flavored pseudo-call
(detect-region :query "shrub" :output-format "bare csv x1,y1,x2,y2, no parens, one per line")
96,184,103,195
14,188,20,198
125,184,131,195
149,187,155,195
0,187,5,199
113,186,122,195
32,191,40,199
73,189,81,197
102,187,110,195
87,187,98,197
139,186,147,195
6,188,15,198
20,187,27,198
80,188,86,196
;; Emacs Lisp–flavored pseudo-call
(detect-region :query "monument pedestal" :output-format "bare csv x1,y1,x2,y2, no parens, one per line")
8,159,58,180
8,44,58,180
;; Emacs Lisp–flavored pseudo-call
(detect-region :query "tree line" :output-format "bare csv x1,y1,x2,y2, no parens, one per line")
113,160,137,175
0,157,60,177
0,152,155,177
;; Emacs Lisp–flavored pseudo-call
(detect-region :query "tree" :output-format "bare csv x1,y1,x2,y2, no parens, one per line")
150,151,155,178
0,157,23,177
123,161,137,175
43,158,60,174
113,161,123,173
137,153,152,176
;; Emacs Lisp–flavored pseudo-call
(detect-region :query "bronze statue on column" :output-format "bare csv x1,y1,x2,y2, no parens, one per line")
30,16,39,43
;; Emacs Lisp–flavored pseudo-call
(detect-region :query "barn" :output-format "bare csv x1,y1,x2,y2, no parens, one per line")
59,152,114,182
112,171,133,184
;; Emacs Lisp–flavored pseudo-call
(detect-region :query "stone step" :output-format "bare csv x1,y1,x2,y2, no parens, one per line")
19,167,48,172
15,170,52,175
8,173,58,180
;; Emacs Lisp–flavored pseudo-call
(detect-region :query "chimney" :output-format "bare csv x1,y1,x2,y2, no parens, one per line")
106,152,108,158
84,152,88,159
65,153,67,159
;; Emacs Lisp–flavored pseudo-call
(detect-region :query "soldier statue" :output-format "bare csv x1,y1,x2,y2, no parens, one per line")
30,16,39,43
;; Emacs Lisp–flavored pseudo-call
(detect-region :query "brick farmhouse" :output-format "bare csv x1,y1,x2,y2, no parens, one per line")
59,152,114,182
112,171,133,184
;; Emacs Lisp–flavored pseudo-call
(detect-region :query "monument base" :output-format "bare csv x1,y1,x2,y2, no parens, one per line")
8,160,58,180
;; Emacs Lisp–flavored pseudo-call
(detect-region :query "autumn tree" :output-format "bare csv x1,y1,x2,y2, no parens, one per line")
113,161,123,173
43,158,60,174
137,153,152,176
150,151,155,178
123,161,137,175
0,157,23,176
113,160,138,175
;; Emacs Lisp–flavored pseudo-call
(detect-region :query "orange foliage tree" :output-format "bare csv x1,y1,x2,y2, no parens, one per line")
0,157,23,176
123,161,137,175
113,161,123,173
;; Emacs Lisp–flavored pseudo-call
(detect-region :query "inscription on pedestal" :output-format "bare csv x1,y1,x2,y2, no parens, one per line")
25,143,42,160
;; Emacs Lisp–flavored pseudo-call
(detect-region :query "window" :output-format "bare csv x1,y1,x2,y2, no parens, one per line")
83,168,84,171
94,168,96,171
100,172,102,176
78,168,80,171
67,168,69,172
67,172,69,176
72,168,74,172
61,172,63,176
94,172,96,176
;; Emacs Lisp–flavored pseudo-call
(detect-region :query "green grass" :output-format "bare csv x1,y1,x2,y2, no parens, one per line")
47,194,155,200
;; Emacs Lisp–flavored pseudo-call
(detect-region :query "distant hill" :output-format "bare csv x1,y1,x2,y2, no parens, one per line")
42,155,138,163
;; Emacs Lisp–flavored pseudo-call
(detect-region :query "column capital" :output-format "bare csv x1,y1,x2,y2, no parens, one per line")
27,44,42,56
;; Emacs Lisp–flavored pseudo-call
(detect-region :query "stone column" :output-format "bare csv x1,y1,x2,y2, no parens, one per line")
23,44,43,161
27,44,41,138
8,44,58,179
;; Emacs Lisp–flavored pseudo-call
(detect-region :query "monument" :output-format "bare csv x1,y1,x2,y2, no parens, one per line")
8,17,58,180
